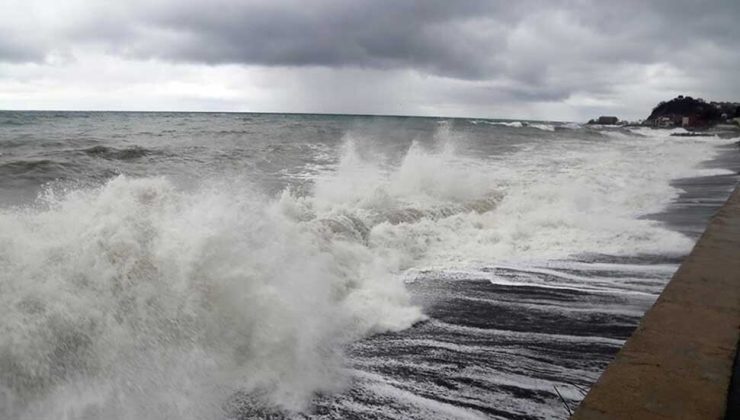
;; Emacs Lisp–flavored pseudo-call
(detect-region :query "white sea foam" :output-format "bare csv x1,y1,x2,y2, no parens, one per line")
0,177,422,419
527,123,556,131
470,120,557,131
307,132,733,271
628,126,688,137
479,120,524,128
0,125,733,419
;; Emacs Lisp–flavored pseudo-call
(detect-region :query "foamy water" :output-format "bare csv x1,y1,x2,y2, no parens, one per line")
0,112,737,419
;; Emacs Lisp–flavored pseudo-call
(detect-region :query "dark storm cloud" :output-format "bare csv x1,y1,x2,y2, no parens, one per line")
1,0,739,116
125,0,510,80
128,0,739,76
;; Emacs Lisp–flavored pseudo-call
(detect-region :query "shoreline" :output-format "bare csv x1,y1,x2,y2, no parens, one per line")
572,183,740,419
651,141,740,238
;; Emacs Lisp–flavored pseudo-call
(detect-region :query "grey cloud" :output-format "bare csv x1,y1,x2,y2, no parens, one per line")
127,0,508,79
0,29,47,63
0,0,739,117
4,0,739,81
120,0,740,105
139,1,739,72
0,43,41,63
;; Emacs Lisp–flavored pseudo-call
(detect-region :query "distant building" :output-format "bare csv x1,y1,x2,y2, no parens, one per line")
655,116,675,128
596,116,619,125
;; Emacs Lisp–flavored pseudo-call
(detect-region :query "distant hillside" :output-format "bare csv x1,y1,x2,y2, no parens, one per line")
646,96,739,127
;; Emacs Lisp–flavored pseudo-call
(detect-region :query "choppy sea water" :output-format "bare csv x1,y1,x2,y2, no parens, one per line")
0,111,738,419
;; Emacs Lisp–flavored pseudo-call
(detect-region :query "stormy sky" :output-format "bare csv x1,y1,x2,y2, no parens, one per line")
1,0,738,121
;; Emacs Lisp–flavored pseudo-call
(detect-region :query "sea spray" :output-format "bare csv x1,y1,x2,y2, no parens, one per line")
0,176,423,419
307,133,731,271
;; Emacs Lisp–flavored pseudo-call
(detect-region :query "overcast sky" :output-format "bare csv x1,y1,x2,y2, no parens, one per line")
1,0,738,121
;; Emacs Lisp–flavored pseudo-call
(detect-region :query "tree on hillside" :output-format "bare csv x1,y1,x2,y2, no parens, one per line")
646,95,722,125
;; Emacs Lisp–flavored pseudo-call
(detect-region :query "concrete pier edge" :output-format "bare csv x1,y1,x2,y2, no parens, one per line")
572,186,740,419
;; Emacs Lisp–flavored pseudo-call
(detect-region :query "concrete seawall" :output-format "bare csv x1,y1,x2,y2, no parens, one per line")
572,186,740,419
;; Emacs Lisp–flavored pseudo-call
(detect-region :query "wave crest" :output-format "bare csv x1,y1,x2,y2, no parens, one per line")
0,175,423,419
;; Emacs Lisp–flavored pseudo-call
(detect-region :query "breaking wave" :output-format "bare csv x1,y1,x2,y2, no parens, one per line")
0,175,424,419
0,127,733,419
468,120,559,131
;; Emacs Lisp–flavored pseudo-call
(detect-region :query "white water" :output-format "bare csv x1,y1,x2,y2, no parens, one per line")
0,128,734,419
468,120,559,131
0,177,422,419
310,132,734,269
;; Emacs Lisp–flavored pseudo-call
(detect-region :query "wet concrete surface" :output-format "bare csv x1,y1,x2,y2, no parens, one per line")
572,185,740,419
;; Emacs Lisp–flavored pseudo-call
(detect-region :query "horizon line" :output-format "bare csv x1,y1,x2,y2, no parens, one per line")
0,109,573,123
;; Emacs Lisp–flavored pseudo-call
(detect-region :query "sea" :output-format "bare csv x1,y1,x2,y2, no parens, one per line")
0,111,738,420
